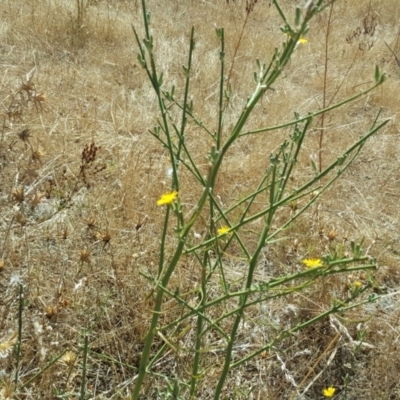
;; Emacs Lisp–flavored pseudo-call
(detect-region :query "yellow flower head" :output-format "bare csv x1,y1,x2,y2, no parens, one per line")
302,258,323,268
217,226,230,236
354,280,362,288
284,33,308,45
156,191,178,206
323,386,336,397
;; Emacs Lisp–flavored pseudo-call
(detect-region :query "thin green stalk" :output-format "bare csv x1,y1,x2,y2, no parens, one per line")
156,282,229,340
216,28,225,149
213,163,279,398
240,80,383,137
319,2,334,172
189,253,207,398
164,93,215,138
238,119,387,227
131,241,185,399
177,26,195,162
185,119,387,255
149,125,206,185
158,207,170,277
80,334,89,400
159,259,375,340
230,292,378,369
279,118,312,195
14,283,24,387
132,165,214,397
134,0,180,190
21,350,67,389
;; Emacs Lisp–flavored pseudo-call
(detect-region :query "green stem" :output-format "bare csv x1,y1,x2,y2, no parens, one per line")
80,334,89,400
217,28,225,149
240,81,383,137
158,207,170,277
177,26,195,163
14,283,24,388
189,254,207,398
213,163,278,398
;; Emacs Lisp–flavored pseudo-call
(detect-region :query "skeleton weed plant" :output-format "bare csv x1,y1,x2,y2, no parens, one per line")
131,0,388,398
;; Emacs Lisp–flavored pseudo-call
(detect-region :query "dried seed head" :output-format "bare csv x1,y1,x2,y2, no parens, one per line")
0,332,17,354
59,298,70,308
80,249,91,264
18,128,32,142
29,192,45,208
289,200,298,212
85,217,97,230
14,211,27,226
327,228,337,241
94,231,111,244
31,147,46,163
45,306,58,319
259,350,268,359
11,187,25,203
21,81,35,93
33,92,46,103
245,0,258,14
60,350,76,366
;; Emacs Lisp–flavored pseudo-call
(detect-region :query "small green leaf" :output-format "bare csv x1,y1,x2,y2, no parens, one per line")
137,53,146,67
158,72,164,87
374,65,380,83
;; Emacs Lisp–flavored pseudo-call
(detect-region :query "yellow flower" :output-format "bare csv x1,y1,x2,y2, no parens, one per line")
302,258,323,268
284,33,308,45
156,191,178,206
323,386,336,397
354,280,362,288
217,226,230,236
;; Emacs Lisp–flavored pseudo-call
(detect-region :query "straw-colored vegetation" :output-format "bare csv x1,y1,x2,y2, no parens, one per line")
1,0,400,398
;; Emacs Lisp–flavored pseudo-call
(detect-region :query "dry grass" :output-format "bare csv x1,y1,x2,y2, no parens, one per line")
1,0,400,398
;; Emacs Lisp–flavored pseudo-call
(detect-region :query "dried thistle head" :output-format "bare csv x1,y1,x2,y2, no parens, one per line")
327,228,337,241
14,211,27,227
60,350,77,366
135,215,148,232
33,92,46,103
20,80,35,94
32,92,46,111
0,332,17,356
94,230,112,246
29,192,45,208
45,305,58,320
18,128,32,143
245,0,258,14
0,377,14,398
59,298,70,309
85,216,97,230
11,187,25,203
31,147,46,164
80,248,91,264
